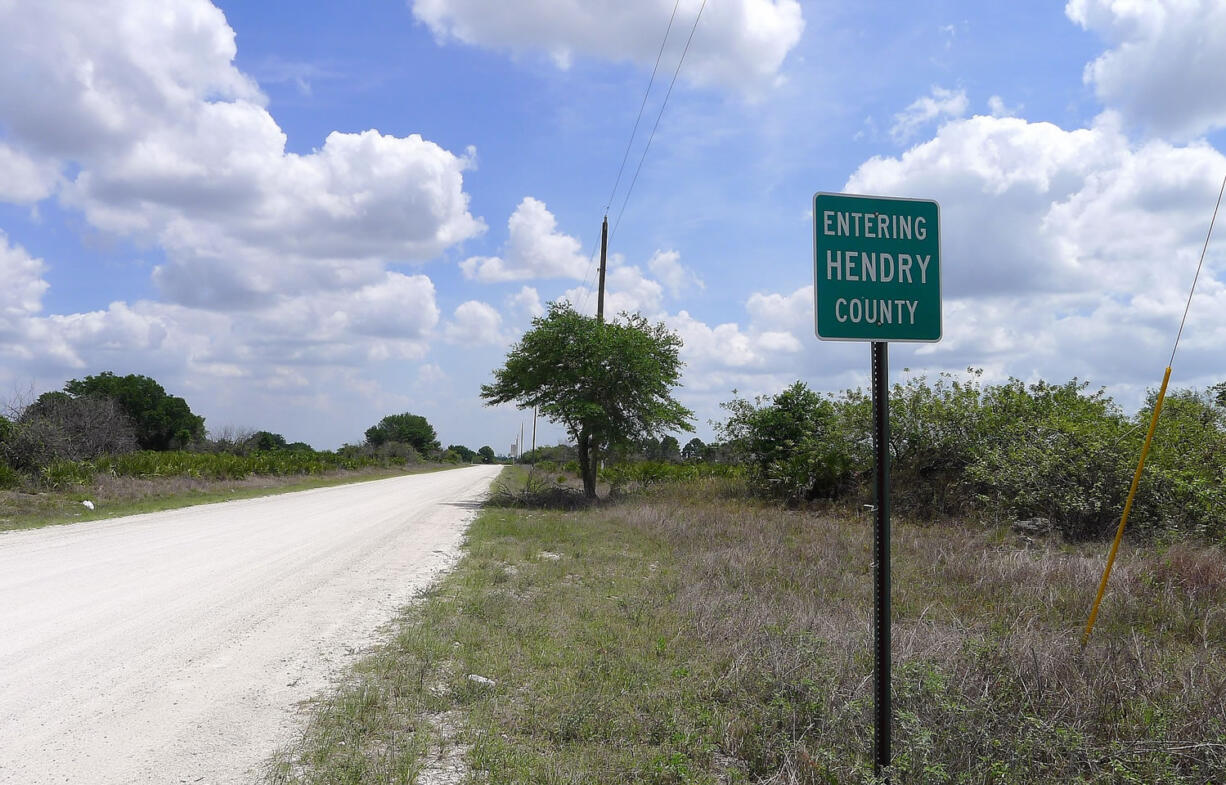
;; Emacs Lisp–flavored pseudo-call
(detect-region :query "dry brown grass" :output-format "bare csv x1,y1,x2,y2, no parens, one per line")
628,482,1226,783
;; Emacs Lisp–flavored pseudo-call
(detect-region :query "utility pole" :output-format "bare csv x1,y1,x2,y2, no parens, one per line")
596,215,608,324
531,407,537,456
590,215,610,485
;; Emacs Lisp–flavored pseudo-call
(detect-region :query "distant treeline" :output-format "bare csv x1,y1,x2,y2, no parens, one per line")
0,372,498,491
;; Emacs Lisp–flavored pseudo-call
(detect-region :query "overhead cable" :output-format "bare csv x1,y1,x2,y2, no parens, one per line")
610,0,708,242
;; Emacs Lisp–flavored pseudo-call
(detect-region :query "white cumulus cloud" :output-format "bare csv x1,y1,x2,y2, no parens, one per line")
507,286,545,320
1067,0,1226,138
461,197,589,283
890,86,969,144
0,0,485,311
444,300,507,345
648,249,704,297
411,0,805,95
0,233,50,336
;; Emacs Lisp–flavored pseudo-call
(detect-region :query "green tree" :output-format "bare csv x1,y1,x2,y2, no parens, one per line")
248,431,288,451
62,372,203,450
448,444,477,463
681,437,706,461
481,302,693,498
478,445,496,464
364,413,440,455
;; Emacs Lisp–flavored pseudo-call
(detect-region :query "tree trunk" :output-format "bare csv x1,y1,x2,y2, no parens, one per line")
577,429,598,499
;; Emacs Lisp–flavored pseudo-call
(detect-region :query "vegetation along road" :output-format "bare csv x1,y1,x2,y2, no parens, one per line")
0,463,502,785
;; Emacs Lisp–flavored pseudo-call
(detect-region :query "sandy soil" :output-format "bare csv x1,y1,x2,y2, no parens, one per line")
0,464,503,784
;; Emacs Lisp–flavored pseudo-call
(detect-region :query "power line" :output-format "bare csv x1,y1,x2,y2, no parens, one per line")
603,0,682,216
610,0,708,242
581,0,683,315
580,0,706,314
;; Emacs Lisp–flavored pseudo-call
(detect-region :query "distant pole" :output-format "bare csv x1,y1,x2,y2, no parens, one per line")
596,216,609,324
871,341,892,781
520,422,525,463
531,407,538,455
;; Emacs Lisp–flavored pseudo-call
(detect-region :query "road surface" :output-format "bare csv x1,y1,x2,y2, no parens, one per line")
0,464,502,784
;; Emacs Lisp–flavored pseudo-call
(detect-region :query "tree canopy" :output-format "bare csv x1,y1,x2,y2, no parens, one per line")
247,431,288,451
448,444,477,463
364,413,440,456
63,372,204,450
478,445,496,464
480,302,693,497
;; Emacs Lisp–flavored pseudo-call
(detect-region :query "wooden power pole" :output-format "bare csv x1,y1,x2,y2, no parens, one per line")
596,216,608,323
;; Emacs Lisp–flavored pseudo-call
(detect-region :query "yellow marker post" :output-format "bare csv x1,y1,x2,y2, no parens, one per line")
1081,366,1171,648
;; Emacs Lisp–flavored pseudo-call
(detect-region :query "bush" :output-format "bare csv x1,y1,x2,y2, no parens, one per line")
600,460,738,494
0,460,21,490
885,372,985,516
715,372,1226,542
719,382,858,504
1133,388,1226,541
967,379,1136,539
0,416,74,471
39,459,96,489
1,395,138,470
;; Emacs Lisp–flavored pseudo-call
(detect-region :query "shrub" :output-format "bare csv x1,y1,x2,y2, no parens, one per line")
0,416,72,470
719,382,858,504
967,379,1135,540
1133,388,1226,541
39,459,96,489
0,459,21,490
885,371,985,517
714,372,1222,542
1,395,138,470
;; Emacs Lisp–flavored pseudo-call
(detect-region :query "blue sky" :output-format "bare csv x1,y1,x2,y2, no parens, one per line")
2,0,1226,453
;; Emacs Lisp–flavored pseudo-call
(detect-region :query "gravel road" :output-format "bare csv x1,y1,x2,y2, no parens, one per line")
0,464,503,784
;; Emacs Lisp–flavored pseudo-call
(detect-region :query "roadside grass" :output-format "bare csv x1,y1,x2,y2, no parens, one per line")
0,464,461,533
264,475,1226,784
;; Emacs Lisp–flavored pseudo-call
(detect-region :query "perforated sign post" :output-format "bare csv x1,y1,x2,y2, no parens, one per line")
813,192,941,782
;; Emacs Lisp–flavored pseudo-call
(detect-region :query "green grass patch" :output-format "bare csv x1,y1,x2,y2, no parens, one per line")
264,477,1226,784
0,464,459,533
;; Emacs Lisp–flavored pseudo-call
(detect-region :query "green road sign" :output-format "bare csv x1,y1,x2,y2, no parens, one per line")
813,192,941,342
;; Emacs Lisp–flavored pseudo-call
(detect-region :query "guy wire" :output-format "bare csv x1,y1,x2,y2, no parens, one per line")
1170,172,1226,367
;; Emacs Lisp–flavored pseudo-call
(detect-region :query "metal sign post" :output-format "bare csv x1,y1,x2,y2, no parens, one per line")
813,192,941,781
871,340,891,779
